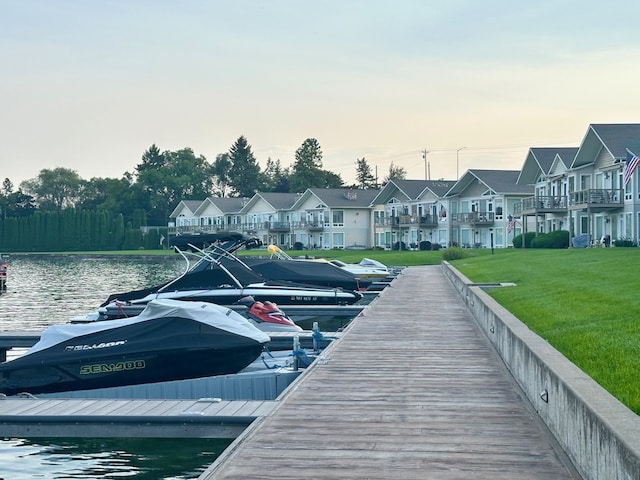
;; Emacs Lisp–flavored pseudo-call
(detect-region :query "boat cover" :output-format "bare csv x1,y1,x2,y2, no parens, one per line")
28,299,270,356
241,257,372,290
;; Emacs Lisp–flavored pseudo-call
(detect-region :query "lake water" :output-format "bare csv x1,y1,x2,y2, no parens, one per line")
0,254,232,479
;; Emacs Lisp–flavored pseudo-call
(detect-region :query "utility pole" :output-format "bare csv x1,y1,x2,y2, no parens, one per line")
422,149,429,180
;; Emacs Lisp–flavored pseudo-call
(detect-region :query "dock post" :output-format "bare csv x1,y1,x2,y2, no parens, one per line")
293,335,300,371
312,321,319,352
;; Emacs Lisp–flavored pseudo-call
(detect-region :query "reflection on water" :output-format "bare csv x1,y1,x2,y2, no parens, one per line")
0,255,182,331
0,437,232,479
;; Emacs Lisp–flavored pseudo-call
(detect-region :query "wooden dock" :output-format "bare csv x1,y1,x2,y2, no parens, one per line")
0,397,276,438
201,265,578,479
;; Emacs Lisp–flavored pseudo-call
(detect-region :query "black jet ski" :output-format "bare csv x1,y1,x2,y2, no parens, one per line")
0,299,270,396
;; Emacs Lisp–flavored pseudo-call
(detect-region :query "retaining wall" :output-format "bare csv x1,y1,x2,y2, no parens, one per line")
442,262,640,480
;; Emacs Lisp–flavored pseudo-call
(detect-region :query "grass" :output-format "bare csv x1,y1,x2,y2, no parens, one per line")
449,248,640,415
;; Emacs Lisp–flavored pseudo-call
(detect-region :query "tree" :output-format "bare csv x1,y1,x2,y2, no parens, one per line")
211,153,232,197
355,157,376,189
263,157,290,192
227,136,264,197
134,145,214,224
319,170,344,188
289,138,326,192
384,162,407,183
20,167,83,212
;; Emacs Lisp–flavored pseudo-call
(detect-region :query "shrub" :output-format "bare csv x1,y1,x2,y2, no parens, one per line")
392,241,407,251
292,241,304,250
530,230,570,249
614,238,637,247
419,240,432,251
512,232,536,248
441,246,468,261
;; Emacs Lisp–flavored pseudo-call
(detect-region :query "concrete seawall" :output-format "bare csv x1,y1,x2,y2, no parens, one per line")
442,262,640,480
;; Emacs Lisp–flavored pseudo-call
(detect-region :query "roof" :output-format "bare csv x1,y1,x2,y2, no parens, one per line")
195,197,248,216
169,200,203,218
293,188,381,209
371,179,456,205
572,124,640,168
517,147,578,185
240,192,300,213
446,170,533,196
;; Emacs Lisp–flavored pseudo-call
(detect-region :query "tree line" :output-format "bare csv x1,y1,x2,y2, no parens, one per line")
0,136,407,252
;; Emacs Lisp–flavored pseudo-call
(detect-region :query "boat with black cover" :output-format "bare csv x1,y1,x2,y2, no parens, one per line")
97,233,362,320
0,299,270,396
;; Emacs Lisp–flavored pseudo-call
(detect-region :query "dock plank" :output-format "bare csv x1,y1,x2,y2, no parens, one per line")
201,266,578,480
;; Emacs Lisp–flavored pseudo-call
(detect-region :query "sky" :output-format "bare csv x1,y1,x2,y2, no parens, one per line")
2,0,640,188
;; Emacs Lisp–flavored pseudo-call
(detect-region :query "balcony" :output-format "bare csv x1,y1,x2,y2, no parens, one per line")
266,221,291,233
304,222,325,232
451,212,494,226
515,195,568,216
569,189,623,210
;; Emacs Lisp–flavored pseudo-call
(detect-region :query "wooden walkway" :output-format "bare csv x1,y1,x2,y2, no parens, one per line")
201,265,578,480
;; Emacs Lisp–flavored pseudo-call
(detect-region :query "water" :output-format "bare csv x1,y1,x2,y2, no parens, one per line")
0,254,183,331
0,254,232,479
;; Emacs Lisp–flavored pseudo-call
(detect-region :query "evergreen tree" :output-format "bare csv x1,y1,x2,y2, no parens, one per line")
355,157,376,189
227,136,264,197
384,162,407,184
263,157,290,192
289,138,326,192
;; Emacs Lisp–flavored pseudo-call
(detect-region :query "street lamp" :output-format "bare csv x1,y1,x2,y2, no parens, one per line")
489,228,494,255
456,147,466,179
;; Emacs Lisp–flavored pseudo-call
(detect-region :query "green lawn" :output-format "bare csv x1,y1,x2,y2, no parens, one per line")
449,248,640,415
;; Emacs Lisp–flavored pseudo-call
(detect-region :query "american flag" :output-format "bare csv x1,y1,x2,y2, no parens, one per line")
507,214,517,233
624,148,640,187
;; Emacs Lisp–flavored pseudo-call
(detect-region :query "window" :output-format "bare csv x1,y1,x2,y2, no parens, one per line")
332,210,344,227
332,232,344,248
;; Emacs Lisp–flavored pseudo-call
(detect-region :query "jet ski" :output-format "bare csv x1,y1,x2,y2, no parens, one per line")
0,299,270,396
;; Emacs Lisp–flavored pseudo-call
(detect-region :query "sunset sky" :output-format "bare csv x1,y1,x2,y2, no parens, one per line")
2,0,640,188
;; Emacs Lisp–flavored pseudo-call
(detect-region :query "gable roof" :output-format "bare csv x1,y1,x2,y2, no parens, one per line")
371,179,456,205
446,170,533,196
572,124,640,168
194,197,248,216
240,192,300,213
292,188,381,210
169,200,203,218
517,147,578,185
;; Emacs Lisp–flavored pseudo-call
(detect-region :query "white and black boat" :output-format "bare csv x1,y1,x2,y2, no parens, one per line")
0,299,270,396
97,233,362,320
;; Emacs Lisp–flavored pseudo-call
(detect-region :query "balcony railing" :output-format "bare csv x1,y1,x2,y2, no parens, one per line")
450,212,494,225
384,214,440,228
266,221,291,233
570,189,623,208
304,221,325,232
515,195,568,215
